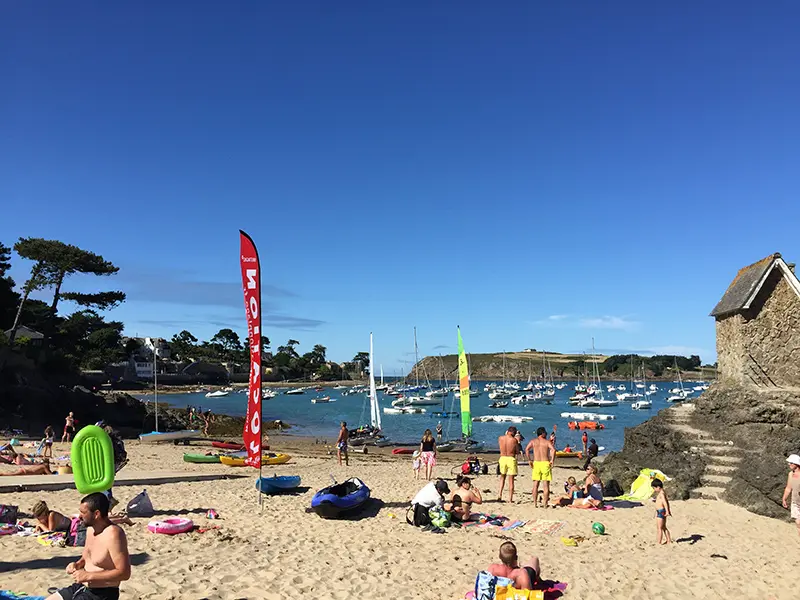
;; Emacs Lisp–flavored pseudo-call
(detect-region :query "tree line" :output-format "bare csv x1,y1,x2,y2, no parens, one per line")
0,238,361,383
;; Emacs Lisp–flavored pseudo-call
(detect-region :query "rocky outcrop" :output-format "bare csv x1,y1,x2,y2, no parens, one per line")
600,406,708,500
691,385,800,518
601,384,800,520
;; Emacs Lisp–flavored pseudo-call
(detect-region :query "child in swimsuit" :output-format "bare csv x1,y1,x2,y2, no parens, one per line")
652,478,672,544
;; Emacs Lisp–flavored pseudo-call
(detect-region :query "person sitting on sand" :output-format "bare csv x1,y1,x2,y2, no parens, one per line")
570,464,604,509
487,541,541,590
446,475,482,521
551,476,582,507
46,492,131,600
0,459,53,476
32,500,72,533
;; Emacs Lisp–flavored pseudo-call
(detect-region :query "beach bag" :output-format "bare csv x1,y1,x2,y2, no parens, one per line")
67,517,87,547
406,503,431,527
604,479,623,498
474,571,514,600
0,505,18,525
126,490,154,518
428,507,451,528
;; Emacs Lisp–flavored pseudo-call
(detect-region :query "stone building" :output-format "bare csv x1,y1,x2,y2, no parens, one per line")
710,252,800,388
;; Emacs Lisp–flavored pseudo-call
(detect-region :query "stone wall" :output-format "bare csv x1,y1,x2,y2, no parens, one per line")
715,270,800,389
742,272,800,388
716,314,746,386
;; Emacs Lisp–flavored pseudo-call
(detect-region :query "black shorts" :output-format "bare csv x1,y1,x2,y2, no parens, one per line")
523,566,538,586
56,584,119,600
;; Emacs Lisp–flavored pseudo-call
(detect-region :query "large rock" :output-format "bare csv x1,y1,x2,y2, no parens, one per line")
693,385,800,519
601,412,707,500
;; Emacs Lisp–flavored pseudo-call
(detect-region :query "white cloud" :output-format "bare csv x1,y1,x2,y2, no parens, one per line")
646,345,712,357
530,314,640,331
578,316,640,331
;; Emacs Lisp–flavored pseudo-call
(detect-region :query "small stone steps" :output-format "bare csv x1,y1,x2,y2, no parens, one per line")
690,486,727,500
661,403,742,502
701,473,733,486
704,464,738,475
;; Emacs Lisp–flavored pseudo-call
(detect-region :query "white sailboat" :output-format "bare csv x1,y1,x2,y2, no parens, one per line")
140,338,199,443
368,333,382,431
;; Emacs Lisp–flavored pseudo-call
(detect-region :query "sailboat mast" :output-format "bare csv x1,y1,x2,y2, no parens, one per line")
413,327,419,387
153,337,159,433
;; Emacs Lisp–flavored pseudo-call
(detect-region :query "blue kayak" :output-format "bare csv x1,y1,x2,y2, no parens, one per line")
310,477,370,519
256,475,301,494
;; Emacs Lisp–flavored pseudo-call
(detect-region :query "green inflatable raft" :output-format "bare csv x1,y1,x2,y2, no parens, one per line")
183,453,222,464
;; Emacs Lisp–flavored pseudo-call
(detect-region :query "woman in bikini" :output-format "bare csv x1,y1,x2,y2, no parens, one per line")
447,475,482,521
570,464,604,509
31,500,72,533
419,429,437,481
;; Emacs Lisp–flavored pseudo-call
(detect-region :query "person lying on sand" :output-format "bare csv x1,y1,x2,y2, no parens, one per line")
32,500,72,533
487,541,541,590
46,492,131,600
0,459,53,476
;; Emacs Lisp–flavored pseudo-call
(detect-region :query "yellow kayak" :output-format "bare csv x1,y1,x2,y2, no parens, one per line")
555,451,583,459
219,452,291,467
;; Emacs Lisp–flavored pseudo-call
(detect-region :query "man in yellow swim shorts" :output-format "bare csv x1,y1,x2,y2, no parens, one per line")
525,427,555,508
497,427,521,502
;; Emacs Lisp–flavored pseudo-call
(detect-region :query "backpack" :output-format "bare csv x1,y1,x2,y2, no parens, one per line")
0,505,18,525
67,517,86,547
406,503,431,527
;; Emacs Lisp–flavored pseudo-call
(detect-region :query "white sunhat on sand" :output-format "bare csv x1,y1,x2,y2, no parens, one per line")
786,454,800,466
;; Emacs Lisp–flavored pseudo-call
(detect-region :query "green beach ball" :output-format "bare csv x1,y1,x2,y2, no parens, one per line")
591,522,606,535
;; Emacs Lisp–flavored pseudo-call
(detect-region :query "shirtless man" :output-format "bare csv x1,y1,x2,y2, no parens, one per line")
47,492,131,600
497,426,520,502
525,427,555,508
336,421,349,466
487,541,541,590
62,412,76,443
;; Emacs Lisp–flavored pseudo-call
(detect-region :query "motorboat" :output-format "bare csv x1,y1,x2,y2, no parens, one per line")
383,406,426,415
391,395,440,407
286,388,306,395
488,401,509,409
437,438,485,453
579,398,619,408
631,400,652,410
488,390,513,400
205,390,228,398
473,415,533,423
311,396,334,404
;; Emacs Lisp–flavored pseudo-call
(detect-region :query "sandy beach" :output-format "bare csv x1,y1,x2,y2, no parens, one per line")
1,438,796,600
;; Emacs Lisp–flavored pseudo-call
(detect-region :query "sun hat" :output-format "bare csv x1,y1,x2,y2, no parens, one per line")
786,454,800,466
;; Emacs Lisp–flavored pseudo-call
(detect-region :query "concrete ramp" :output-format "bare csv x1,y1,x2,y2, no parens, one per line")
0,470,247,493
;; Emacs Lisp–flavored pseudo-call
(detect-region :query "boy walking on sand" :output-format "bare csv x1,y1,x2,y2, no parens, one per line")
652,478,672,544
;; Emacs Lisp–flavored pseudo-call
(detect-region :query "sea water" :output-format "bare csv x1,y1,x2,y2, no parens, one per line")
140,380,699,453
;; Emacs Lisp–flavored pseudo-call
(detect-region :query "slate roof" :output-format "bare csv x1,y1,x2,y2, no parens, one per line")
710,253,783,318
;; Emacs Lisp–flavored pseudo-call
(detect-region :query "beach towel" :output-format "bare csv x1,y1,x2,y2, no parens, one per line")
0,591,46,600
613,468,671,501
526,519,567,536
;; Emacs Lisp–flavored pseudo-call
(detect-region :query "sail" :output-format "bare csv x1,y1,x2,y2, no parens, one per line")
457,327,472,438
369,333,381,430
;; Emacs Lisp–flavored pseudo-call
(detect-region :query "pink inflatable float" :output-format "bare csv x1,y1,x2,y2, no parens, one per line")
147,517,193,535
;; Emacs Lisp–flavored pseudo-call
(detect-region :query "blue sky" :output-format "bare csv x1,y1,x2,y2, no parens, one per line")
2,2,799,372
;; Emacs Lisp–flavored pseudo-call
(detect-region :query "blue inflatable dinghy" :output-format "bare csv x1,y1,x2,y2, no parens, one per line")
310,477,370,518
256,475,301,494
